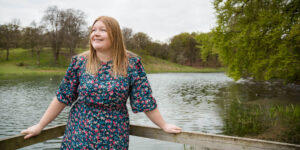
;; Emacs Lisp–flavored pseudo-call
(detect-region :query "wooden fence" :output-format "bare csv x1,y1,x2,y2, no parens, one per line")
0,124,299,150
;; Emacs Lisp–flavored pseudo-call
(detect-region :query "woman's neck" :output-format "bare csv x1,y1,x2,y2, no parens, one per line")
96,49,112,62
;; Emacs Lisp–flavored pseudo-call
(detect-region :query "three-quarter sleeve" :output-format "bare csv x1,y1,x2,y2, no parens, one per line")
129,57,157,113
56,56,80,106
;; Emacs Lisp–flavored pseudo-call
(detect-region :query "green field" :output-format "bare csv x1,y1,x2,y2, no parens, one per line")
0,48,224,78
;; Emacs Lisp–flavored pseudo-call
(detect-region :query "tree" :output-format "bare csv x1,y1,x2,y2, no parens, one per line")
195,32,221,67
122,27,134,50
169,33,198,65
146,41,169,59
213,0,300,82
60,8,86,57
22,21,38,57
0,19,21,61
22,21,46,66
42,6,64,65
132,32,151,51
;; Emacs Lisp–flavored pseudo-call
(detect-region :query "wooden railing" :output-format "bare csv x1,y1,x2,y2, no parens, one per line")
0,124,299,150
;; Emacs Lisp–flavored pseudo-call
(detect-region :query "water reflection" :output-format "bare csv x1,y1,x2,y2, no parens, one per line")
215,79,300,144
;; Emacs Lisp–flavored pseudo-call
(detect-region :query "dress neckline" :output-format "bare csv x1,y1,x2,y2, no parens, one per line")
100,60,112,65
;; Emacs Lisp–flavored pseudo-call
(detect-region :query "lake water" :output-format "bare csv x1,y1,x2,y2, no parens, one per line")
0,73,299,149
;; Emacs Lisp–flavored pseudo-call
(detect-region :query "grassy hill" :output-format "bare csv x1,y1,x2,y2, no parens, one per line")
0,48,224,78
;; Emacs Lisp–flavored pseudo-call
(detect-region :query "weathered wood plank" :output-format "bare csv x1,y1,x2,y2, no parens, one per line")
129,125,300,150
1,124,299,150
0,124,66,150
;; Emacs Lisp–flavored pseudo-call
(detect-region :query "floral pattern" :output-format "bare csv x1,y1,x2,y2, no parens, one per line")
56,53,157,149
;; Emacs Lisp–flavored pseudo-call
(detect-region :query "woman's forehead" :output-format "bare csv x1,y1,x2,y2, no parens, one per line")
93,21,106,28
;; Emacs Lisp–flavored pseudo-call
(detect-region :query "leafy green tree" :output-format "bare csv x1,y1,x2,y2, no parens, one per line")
146,41,169,59
195,32,221,67
213,0,300,82
169,33,197,65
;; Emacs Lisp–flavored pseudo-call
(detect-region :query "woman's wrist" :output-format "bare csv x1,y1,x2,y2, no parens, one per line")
37,122,45,130
160,123,168,131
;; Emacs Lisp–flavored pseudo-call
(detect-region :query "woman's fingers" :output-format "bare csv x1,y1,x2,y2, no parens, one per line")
171,127,182,133
21,129,32,139
24,134,32,139
21,124,42,139
21,129,28,134
163,124,182,133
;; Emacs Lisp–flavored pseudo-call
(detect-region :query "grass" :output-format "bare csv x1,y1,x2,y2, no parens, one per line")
137,53,224,73
0,48,224,78
0,48,70,78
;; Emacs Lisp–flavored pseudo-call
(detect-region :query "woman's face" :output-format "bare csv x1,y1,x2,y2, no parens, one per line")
90,21,112,51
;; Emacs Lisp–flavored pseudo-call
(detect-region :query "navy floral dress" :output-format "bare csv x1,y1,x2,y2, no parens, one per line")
56,53,157,150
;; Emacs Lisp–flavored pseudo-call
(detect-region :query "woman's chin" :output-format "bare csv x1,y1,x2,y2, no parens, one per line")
93,47,112,52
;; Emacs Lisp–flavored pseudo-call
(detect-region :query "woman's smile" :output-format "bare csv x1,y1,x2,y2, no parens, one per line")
90,21,111,51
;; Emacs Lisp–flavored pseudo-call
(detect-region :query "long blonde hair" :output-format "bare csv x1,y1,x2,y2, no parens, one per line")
86,16,128,77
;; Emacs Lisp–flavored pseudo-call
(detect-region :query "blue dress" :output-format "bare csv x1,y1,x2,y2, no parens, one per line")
56,53,157,149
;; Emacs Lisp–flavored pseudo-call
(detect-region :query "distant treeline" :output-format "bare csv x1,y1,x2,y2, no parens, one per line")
0,6,220,68
1,0,299,83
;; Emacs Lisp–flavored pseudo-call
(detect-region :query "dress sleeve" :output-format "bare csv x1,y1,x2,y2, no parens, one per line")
56,56,80,106
129,57,157,113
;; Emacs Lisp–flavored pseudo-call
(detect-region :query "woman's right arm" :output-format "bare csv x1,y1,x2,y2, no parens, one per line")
21,96,66,139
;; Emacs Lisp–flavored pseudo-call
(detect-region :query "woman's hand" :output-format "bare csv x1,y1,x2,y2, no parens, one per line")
161,123,182,133
144,108,182,134
20,97,66,140
21,124,43,139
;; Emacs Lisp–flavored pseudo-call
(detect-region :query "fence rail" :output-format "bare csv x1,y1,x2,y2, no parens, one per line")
0,124,299,150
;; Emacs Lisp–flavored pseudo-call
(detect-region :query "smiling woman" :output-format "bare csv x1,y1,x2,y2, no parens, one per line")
86,16,128,77
90,21,111,52
20,16,182,150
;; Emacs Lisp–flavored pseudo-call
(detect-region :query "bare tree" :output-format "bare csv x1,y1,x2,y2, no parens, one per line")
60,8,86,57
0,19,21,61
132,32,151,50
35,25,46,67
22,21,38,57
22,21,46,66
42,6,64,65
122,27,133,50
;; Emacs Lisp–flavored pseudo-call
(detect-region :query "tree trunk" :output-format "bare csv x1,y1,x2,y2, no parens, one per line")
37,49,40,67
55,48,59,66
69,47,73,58
6,48,9,61
31,48,34,57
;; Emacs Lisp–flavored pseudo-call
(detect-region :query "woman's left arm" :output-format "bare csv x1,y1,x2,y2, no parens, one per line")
144,108,182,133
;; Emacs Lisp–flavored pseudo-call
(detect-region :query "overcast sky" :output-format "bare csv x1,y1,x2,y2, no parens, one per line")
0,0,217,42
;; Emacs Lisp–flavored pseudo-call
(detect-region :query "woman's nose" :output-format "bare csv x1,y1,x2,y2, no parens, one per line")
94,31,101,36
93,33,102,38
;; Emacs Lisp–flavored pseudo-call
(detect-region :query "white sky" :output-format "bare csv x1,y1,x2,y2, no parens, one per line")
0,0,217,42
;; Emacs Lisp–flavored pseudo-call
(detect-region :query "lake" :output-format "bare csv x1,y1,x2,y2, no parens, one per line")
0,73,299,149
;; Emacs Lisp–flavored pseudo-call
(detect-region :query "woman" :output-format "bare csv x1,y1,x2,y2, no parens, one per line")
21,16,181,149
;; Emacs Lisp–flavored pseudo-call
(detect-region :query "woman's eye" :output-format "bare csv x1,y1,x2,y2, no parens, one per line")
91,28,106,33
